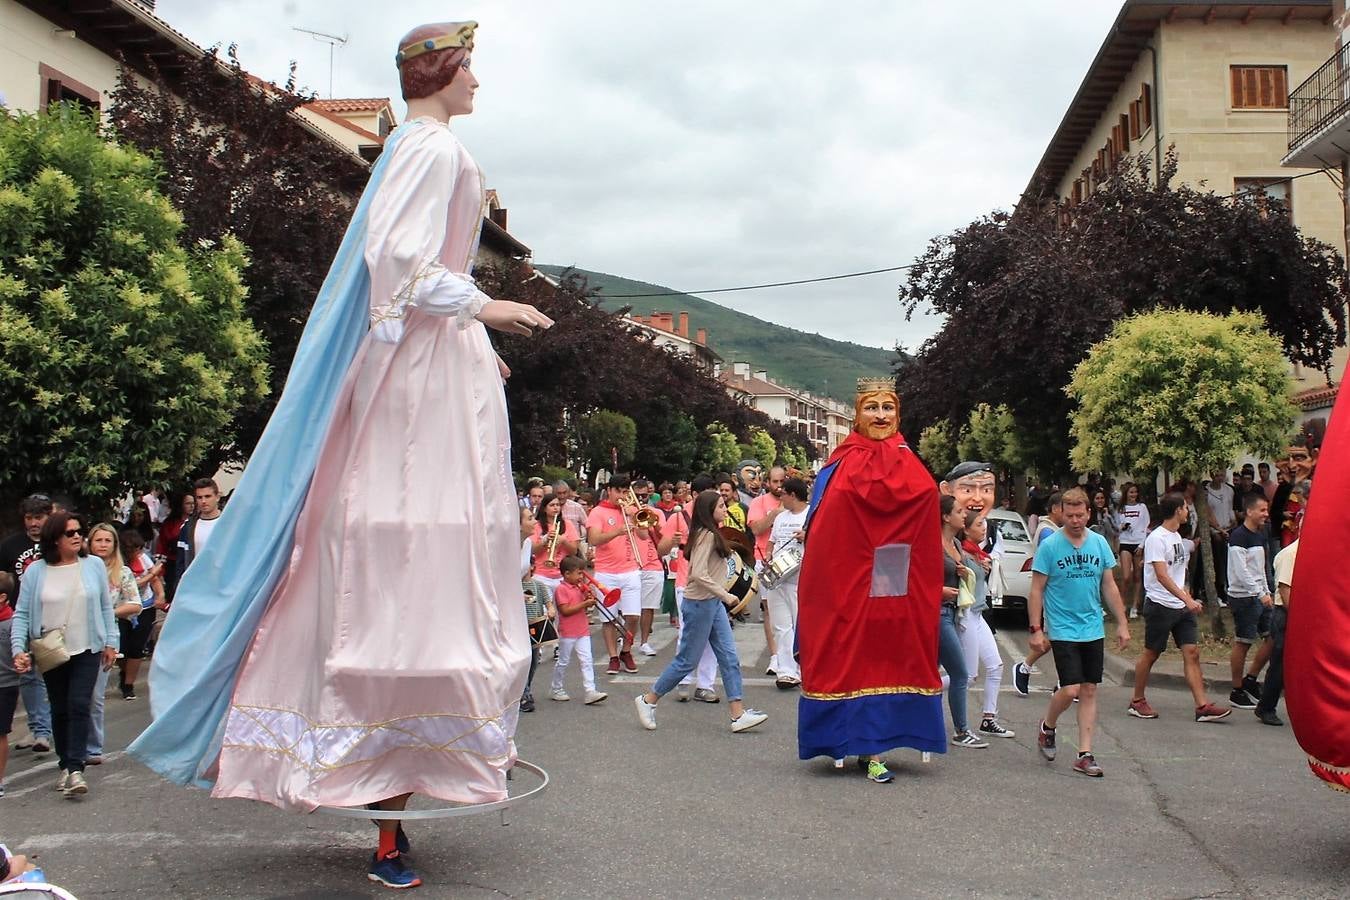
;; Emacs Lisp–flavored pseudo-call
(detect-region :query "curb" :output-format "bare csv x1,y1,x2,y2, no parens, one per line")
1104,649,1230,691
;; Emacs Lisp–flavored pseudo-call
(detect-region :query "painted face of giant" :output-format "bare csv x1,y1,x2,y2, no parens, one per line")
942,470,997,524
1287,444,1317,482
854,391,899,440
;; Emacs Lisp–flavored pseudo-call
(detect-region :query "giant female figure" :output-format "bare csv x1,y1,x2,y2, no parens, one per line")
130,22,552,888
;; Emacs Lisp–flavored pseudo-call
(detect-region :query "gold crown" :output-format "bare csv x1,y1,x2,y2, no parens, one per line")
856,377,896,394
396,22,477,66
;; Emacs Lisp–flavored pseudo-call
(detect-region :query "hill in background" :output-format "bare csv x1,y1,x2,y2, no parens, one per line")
535,265,896,404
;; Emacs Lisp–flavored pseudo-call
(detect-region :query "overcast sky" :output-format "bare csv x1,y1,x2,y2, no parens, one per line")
156,1,1122,350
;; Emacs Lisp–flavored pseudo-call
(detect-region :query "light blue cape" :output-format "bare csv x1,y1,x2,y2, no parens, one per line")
128,125,414,787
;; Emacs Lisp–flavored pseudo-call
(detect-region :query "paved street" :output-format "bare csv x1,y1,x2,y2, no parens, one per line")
3,616,1346,899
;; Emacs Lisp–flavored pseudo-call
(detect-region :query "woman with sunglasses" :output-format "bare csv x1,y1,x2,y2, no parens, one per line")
10,514,117,797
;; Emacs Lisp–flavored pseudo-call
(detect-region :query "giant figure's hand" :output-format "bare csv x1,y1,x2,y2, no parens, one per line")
476,301,554,336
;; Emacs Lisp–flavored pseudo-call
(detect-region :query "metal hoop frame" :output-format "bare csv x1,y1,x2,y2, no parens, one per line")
315,760,549,821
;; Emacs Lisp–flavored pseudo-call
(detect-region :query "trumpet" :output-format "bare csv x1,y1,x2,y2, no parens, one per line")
582,572,634,646
545,514,562,564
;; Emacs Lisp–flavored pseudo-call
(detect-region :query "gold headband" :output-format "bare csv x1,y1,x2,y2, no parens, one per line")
396,22,477,66
856,377,896,395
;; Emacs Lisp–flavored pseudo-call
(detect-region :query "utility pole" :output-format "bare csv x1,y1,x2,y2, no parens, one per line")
292,26,347,98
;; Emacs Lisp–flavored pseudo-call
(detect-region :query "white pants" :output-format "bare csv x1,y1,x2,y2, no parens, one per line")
552,635,597,694
674,587,718,689
959,610,1004,717
765,581,799,679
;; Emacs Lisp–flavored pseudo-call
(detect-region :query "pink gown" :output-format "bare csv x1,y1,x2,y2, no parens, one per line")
210,119,530,812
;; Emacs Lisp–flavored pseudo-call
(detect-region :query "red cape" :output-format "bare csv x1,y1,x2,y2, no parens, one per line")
1286,398,1350,793
798,431,942,699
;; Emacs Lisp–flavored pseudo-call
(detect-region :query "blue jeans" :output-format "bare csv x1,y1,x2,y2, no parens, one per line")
20,669,52,740
938,606,969,733
88,664,112,756
652,598,743,700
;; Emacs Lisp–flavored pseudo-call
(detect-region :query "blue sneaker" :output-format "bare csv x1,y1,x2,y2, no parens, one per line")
368,851,421,889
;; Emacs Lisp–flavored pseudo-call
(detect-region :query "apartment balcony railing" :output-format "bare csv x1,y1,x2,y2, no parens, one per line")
1287,43,1350,157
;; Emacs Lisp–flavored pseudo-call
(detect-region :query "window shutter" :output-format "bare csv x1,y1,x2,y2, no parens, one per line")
1141,84,1153,128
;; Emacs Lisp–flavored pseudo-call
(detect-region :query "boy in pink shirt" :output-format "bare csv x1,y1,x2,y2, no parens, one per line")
549,557,608,705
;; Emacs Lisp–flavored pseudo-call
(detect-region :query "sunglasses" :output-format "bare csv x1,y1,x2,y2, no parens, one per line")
64,528,86,538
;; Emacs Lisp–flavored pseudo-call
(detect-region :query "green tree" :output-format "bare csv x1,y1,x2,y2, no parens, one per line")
634,407,698,483
0,108,269,511
898,148,1346,474
918,419,958,478
577,409,637,474
697,423,742,474
746,426,778,470
779,443,808,473
1067,310,1296,631
958,402,1029,485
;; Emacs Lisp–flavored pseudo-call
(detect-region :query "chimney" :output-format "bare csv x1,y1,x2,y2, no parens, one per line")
489,207,508,229
754,370,768,381
653,312,674,333
695,327,707,345
733,361,750,377
678,311,690,337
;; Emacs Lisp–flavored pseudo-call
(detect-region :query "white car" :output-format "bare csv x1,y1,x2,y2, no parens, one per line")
984,509,1032,612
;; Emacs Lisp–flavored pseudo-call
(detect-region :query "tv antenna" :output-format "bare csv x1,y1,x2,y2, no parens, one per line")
292,26,348,98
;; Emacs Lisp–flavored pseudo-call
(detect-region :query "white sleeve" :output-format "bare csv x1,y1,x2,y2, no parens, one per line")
364,127,491,343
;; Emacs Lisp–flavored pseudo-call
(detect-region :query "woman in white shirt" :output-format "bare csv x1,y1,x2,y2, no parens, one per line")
1115,483,1150,618
10,514,117,797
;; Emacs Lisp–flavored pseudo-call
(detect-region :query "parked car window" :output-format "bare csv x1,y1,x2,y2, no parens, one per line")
989,516,1029,544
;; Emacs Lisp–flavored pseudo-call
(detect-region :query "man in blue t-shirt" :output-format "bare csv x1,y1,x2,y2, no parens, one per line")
1028,487,1130,778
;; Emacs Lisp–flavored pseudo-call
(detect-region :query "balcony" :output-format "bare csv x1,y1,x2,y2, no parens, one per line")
1285,44,1350,168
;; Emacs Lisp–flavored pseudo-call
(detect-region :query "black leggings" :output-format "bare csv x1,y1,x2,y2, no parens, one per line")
43,650,100,773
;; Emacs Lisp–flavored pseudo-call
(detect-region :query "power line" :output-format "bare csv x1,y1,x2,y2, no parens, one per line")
603,264,917,298
601,166,1335,300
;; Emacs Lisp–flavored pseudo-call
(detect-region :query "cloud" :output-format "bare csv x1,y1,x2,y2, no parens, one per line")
154,0,1121,349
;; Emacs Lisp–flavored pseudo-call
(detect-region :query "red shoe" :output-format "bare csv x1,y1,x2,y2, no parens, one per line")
619,651,638,674
1194,702,1232,723
1127,697,1159,719
1072,753,1104,777
606,656,620,676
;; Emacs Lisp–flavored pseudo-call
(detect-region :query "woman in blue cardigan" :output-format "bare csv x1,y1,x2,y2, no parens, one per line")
11,512,117,797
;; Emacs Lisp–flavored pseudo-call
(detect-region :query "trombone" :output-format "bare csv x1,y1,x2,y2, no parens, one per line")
621,486,660,562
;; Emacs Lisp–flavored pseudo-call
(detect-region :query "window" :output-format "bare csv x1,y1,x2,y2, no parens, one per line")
38,64,100,112
1119,114,1130,150
1140,84,1153,129
1235,177,1291,216
1129,101,1141,140
1230,65,1288,109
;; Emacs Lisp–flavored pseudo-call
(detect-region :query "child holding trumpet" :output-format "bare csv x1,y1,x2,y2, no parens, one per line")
549,556,609,705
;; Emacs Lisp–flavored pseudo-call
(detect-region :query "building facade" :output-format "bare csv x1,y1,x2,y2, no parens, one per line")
1028,0,1348,413
626,311,718,372
718,362,851,459
1284,0,1350,419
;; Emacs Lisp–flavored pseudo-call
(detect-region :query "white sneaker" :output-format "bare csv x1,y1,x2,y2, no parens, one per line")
634,694,657,730
1129,608,1139,620
731,709,768,733
550,690,570,702
56,769,69,792
677,683,691,702
639,642,656,657
584,690,608,705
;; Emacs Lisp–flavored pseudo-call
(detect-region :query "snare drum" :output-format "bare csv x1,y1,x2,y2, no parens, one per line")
528,617,559,647
760,543,803,590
